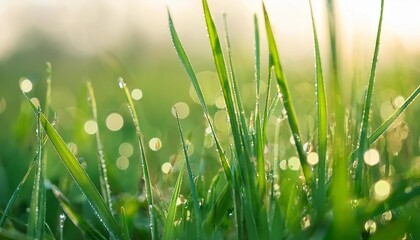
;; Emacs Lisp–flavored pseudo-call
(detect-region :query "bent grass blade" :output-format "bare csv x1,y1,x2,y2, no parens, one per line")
50,184,107,240
24,95,126,240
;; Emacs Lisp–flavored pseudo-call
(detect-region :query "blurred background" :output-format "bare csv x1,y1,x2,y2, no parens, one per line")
0,0,419,237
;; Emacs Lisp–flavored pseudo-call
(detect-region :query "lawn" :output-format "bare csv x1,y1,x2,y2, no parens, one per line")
0,0,419,239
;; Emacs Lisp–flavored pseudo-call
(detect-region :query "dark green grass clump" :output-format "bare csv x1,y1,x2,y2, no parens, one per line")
1,0,420,239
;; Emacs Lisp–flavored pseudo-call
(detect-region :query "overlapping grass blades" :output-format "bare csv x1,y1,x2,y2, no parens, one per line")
27,107,46,239
49,183,107,240
118,78,156,239
167,10,232,184
355,0,385,195
25,96,125,240
174,109,205,239
308,0,328,215
262,4,311,183
86,81,113,212
163,163,184,240
0,155,37,227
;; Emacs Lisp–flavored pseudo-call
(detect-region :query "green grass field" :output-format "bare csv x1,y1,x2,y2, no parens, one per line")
0,0,419,239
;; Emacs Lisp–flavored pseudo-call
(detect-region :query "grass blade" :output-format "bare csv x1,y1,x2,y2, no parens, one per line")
24,95,125,240
355,0,385,195
27,107,46,239
0,155,36,227
368,85,420,144
118,78,156,239
201,0,245,165
348,85,420,161
168,9,232,185
174,108,205,239
163,163,184,240
86,81,113,212
308,0,328,214
262,3,311,183
50,184,107,240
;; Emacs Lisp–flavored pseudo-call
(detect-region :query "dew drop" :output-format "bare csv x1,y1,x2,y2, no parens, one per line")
364,220,377,234
118,77,126,89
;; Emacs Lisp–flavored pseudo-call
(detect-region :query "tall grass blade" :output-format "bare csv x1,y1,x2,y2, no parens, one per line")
24,95,125,240
50,184,107,240
174,109,205,239
355,0,385,195
87,81,113,212
262,3,311,183
27,107,46,239
201,0,245,166
163,163,184,240
0,155,36,227
308,0,328,215
251,14,266,193
168,10,232,184
222,13,253,162
118,78,156,239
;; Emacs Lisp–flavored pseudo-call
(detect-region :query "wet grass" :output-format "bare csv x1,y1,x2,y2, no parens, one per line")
1,0,420,239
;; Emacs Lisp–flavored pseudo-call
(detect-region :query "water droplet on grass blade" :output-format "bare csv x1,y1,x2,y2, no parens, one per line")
118,77,126,89
364,220,377,234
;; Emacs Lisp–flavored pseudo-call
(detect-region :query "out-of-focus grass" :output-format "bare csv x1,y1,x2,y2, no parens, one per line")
0,0,419,239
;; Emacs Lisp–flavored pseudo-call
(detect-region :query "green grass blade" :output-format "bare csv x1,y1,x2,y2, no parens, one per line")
27,107,46,239
174,109,205,239
0,155,36,227
201,0,245,163
348,85,420,161
222,13,253,161
252,14,266,193
163,163,184,240
86,81,113,212
309,0,328,214
118,78,156,239
369,85,419,144
203,184,231,232
50,184,107,240
24,96,125,240
262,3,311,183
355,0,385,195
168,9,232,185
120,207,130,240
0,228,32,240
